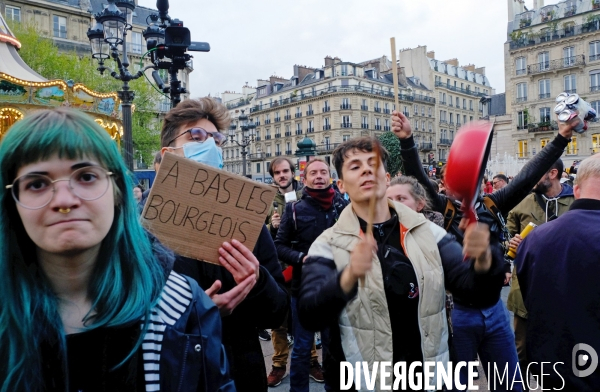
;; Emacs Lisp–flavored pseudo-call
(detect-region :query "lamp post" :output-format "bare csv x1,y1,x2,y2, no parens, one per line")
87,0,157,171
228,109,256,177
295,133,317,178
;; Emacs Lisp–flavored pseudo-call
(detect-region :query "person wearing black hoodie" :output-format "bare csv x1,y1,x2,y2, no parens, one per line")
275,158,348,392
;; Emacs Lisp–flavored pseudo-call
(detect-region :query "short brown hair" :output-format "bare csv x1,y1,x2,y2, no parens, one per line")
269,157,294,177
161,98,231,148
304,158,329,177
332,136,389,180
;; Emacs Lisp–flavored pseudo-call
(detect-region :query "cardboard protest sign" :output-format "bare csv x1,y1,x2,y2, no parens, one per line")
142,152,277,265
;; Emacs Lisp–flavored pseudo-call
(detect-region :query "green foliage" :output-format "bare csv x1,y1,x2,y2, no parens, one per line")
9,21,162,166
378,131,404,177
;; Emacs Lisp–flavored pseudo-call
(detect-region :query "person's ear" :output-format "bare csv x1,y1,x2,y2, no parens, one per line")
160,147,170,157
338,179,345,194
385,172,391,187
574,184,581,199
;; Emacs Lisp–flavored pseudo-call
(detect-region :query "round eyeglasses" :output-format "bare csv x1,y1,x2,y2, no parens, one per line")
6,166,114,210
167,127,227,147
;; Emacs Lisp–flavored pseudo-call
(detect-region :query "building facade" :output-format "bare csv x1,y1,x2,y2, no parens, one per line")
505,0,600,165
222,56,437,182
398,46,494,164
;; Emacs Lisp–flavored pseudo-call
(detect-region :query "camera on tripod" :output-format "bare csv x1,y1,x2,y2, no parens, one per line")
143,0,209,106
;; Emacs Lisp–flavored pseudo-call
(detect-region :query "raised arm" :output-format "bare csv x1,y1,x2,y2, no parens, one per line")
488,117,576,215
391,111,448,213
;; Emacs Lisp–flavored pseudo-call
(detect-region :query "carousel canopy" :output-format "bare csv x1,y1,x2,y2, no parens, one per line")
0,13,46,83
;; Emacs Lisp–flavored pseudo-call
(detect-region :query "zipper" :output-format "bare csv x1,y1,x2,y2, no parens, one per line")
176,336,191,392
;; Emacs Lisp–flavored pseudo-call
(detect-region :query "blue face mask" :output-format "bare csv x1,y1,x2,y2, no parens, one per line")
180,138,223,169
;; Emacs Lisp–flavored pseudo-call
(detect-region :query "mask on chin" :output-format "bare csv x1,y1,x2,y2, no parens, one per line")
179,138,223,169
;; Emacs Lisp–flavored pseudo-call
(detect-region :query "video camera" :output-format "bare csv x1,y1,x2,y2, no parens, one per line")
144,0,210,106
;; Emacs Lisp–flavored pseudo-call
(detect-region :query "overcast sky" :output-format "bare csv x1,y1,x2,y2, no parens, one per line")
137,0,556,99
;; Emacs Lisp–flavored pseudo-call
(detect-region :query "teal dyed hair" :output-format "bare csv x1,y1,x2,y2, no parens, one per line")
0,108,166,391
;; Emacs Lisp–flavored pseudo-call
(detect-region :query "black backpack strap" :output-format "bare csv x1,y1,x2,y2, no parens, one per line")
443,199,456,232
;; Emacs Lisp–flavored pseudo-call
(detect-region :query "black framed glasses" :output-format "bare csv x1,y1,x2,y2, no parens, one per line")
6,165,113,209
167,127,227,147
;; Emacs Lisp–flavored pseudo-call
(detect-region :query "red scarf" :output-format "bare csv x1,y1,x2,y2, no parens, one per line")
304,185,335,210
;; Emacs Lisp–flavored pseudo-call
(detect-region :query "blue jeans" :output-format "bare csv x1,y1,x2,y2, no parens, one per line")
290,296,315,392
452,299,522,392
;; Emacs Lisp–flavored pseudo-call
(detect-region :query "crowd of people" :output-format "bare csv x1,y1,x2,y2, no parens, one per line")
0,99,598,392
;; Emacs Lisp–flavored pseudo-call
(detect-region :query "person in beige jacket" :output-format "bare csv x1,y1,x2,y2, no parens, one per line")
298,137,504,391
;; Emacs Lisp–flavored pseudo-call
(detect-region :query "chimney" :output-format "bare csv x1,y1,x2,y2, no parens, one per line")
474,66,486,76
324,56,334,67
426,51,435,59
444,58,459,67
533,0,538,10
333,56,341,65
463,64,476,72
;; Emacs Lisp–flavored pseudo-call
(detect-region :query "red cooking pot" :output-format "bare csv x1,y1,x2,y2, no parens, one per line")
444,121,494,225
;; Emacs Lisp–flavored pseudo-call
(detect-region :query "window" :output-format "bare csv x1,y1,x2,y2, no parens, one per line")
516,57,526,75
324,137,331,149
539,107,551,123
518,140,528,158
343,135,351,142
593,134,600,154
516,83,528,102
130,31,142,54
517,110,528,129
286,142,291,152
564,46,575,66
5,5,20,22
538,52,550,70
592,101,600,117
414,104,418,114
448,95,453,107
256,163,261,173
362,116,368,128
564,74,577,93
342,115,351,126
449,113,454,124
591,70,600,92
469,100,473,110
591,41,600,62
540,138,550,149
275,144,281,153
341,64,348,76
539,79,551,99
429,122,433,132
429,107,432,117
456,97,459,107
463,115,467,124
308,120,314,131
462,99,467,109
53,15,67,38
324,117,330,127
566,136,578,155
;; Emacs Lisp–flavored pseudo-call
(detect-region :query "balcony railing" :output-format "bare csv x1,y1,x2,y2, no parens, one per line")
591,54,600,62
527,55,585,75
434,81,487,98
516,97,528,103
266,153,272,157
306,110,314,116
285,131,292,136
383,109,391,114
265,119,271,124
591,86,600,92
248,153,264,160
316,143,341,154
439,138,452,145
361,105,369,111
539,93,551,99
307,128,315,133
516,69,526,75
565,89,577,94
341,104,352,110
341,123,352,128
255,136,261,141
275,133,281,138
265,135,271,140
295,113,302,118
510,22,600,50
420,142,433,151
323,124,331,130
374,125,382,130
275,152,281,156
255,121,261,125
249,86,435,113
295,130,303,135
361,124,369,129
285,150,292,155
274,117,280,122
384,126,391,131
374,107,381,113
284,115,291,120
528,121,559,133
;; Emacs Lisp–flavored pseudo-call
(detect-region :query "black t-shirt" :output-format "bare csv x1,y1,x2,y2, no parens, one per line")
65,324,145,392
358,210,423,367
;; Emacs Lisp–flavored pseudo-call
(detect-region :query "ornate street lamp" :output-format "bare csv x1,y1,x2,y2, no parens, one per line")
87,0,155,171
228,110,256,177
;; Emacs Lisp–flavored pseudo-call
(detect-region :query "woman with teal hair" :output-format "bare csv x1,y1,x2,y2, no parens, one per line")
0,108,236,391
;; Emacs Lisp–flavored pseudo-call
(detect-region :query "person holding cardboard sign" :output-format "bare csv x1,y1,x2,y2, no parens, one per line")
0,108,234,392
156,98,288,392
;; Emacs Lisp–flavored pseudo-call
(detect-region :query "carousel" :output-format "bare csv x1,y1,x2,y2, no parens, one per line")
0,13,123,141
